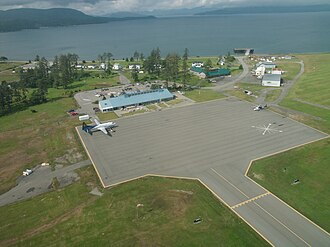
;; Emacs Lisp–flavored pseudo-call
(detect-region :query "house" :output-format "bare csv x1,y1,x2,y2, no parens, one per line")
128,64,141,70
191,62,204,68
112,63,122,70
255,66,265,77
87,64,97,69
100,63,107,70
99,89,174,112
256,62,276,69
262,74,281,87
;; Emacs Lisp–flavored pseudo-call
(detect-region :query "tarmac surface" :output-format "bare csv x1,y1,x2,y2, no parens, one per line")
0,160,91,207
77,98,329,246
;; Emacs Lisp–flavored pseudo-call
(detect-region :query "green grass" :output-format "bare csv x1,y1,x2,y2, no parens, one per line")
146,104,158,111
281,54,330,107
0,62,25,72
248,138,330,232
121,109,147,117
276,61,301,80
70,72,120,91
279,53,330,133
184,90,225,102
0,169,268,247
96,111,118,121
167,98,184,105
265,89,281,102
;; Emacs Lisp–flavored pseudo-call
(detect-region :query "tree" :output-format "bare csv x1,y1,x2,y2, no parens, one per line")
164,53,180,86
182,48,190,88
133,51,140,61
0,56,8,62
139,53,144,61
204,59,213,72
131,67,139,82
144,48,161,76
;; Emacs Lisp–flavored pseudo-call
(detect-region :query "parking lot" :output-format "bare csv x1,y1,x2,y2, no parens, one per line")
77,98,329,246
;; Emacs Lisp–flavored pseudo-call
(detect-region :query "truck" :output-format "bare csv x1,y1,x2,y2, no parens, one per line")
79,115,90,121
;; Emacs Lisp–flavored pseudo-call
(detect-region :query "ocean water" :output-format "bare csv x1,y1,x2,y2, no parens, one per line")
0,11,330,60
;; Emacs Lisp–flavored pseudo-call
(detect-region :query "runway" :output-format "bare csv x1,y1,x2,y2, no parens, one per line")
77,98,330,246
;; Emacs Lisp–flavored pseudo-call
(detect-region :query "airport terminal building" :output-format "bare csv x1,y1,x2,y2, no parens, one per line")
99,89,174,112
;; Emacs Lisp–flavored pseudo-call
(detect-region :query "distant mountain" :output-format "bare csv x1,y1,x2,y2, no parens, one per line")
105,11,149,18
196,5,330,16
0,8,156,32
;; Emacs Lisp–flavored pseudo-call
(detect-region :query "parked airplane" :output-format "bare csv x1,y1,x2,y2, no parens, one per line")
82,119,117,136
254,104,267,111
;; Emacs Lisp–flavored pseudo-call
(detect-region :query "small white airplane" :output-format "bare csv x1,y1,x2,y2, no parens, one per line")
254,104,267,111
82,119,117,136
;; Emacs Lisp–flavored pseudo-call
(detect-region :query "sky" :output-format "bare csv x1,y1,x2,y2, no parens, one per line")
0,0,329,16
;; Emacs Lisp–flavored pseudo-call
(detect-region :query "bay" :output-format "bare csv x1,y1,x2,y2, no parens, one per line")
0,11,330,60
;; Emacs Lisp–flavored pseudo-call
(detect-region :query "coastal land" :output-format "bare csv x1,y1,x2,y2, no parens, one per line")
0,52,329,246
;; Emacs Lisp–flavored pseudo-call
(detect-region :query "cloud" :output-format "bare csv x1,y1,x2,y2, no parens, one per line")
0,0,329,15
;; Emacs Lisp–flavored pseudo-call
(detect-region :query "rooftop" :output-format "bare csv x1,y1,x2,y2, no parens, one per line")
99,89,174,110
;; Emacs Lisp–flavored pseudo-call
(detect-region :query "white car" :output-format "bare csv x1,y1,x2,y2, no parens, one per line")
23,169,33,176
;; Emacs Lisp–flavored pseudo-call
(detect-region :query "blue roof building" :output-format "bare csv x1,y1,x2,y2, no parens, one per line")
99,89,174,112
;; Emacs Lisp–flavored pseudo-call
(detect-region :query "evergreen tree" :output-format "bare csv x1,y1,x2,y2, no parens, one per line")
182,48,190,88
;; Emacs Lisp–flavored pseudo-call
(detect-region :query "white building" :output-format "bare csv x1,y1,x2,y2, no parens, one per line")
112,63,122,70
262,74,281,87
128,64,141,70
255,66,265,77
192,61,204,68
100,63,107,70
87,64,97,69
256,62,277,69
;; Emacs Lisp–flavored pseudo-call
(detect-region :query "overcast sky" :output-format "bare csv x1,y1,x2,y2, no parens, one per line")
0,0,329,15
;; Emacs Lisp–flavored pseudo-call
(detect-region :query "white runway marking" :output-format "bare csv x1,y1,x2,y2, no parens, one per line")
252,123,283,135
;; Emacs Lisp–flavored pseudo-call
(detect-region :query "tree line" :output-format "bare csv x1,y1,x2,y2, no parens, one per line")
0,53,80,116
1,48,192,116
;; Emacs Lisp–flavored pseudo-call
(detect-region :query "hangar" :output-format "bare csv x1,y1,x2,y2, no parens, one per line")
262,74,282,87
99,89,174,112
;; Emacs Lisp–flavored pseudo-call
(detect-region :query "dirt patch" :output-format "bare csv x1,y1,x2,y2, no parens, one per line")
54,148,83,165
252,172,265,181
151,190,193,217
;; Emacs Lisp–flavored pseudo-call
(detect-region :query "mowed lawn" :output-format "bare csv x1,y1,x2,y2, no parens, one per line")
0,168,268,247
249,53,330,232
280,53,330,133
248,138,330,232
184,89,226,102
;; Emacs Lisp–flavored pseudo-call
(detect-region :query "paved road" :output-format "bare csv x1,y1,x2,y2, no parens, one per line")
77,99,329,246
210,56,250,92
0,160,91,207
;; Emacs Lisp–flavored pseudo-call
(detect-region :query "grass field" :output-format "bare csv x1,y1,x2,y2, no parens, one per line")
0,73,120,194
184,89,225,102
265,89,281,102
0,168,268,247
96,111,118,121
276,61,301,80
248,53,330,232
279,53,330,133
248,138,330,232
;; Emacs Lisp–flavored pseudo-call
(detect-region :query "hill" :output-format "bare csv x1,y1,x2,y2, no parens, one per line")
0,8,155,32
196,4,330,16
